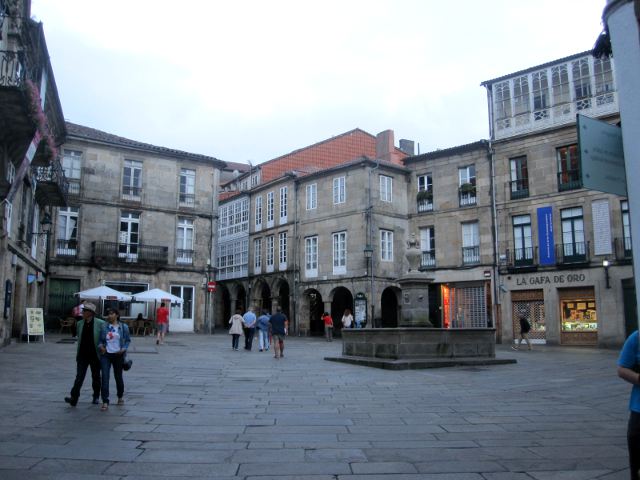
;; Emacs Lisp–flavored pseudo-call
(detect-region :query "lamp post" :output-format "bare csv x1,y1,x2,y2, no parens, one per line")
602,258,611,289
364,245,373,327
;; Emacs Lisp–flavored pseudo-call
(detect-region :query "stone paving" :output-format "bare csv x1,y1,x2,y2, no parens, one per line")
0,332,631,479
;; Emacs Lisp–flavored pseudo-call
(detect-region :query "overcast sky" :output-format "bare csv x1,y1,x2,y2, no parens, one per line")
32,0,606,165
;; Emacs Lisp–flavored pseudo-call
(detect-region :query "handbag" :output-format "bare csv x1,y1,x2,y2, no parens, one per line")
123,354,133,371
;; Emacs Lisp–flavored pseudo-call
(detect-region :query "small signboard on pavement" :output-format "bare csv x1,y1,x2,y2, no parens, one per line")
25,308,45,343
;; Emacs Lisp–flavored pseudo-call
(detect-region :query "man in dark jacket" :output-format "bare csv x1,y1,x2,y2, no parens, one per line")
65,302,105,406
269,307,288,359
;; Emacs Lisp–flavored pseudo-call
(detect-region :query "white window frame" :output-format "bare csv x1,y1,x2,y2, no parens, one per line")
5,201,12,238
462,221,480,265
170,285,194,323
305,236,318,277
380,175,393,202
380,229,393,261
279,186,288,224
278,231,287,269
30,207,39,258
118,211,140,262
266,235,274,273
6,161,15,183
122,159,142,200
254,196,262,231
176,217,194,264
306,183,317,210
332,231,347,275
420,226,435,268
267,191,274,228
56,206,79,256
254,238,262,273
179,168,196,207
62,149,81,180
333,177,345,205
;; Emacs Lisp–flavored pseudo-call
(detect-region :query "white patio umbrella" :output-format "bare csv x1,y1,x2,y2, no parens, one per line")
133,288,183,304
75,286,132,301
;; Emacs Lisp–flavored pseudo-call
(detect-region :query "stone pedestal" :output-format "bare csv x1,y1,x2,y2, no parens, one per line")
397,273,433,327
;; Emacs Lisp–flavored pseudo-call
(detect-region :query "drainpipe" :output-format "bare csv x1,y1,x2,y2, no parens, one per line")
292,173,299,335
209,167,220,334
367,159,380,327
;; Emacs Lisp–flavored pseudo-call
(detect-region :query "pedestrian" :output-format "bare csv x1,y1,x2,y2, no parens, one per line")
257,309,271,351
618,330,640,480
269,306,288,359
341,308,353,329
156,302,169,345
70,301,84,337
64,301,105,407
242,306,257,350
512,316,532,350
97,309,131,411
228,309,244,351
322,312,333,341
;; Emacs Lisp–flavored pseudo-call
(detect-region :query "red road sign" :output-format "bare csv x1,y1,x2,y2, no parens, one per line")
207,281,217,292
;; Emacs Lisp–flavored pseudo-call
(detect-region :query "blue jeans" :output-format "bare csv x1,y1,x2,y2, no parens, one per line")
100,352,124,404
258,329,269,350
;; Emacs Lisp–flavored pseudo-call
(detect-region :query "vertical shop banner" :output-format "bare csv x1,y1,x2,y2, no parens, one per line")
592,199,612,255
537,206,555,265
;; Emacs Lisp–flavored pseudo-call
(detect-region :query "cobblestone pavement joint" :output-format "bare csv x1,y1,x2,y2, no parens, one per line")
0,333,630,479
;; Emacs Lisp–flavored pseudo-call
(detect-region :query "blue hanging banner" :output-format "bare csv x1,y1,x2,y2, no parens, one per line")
537,206,555,265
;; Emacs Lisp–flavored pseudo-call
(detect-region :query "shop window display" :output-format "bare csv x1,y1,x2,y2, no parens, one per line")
561,300,597,332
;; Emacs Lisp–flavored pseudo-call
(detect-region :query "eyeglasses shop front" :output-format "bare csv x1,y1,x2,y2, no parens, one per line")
507,272,598,346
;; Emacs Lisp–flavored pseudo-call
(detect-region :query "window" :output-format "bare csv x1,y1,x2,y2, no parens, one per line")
531,70,549,120
254,238,262,272
332,231,347,274
380,229,393,261
62,149,81,195
622,200,632,256
122,159,142,200
30,207,39,258
557,145,581,191
462,222,480,265
420,227,435,268
561,207,586,262
4,201,12,238
255,196,262,230
56,207,78,256
179,168,195,206
251,171,261,187
417,174,433,212
512,215,533,266
306,184,317,210
572,58,592,109
510,156,529,199
494,81,512,121
458,165,476,206
176,217,194,264
118,211,140,262
279,186,288,223
267,191,274,227
170,285,194,323
551,65,570,108
594,57,614,106
6,161,15,184
380,175,393,202
333,177,345,205
305,236,318,277
266,235,274,272
513,75,530,116
279,231,287,269
216,238,248,280
218,198,249,238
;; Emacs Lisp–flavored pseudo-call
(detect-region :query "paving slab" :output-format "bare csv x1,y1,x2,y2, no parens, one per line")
0,333,632,478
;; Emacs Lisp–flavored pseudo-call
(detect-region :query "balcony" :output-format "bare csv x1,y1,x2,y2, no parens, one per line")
176,249,194,265
31,159,68,206
558,169,582,192
509,179,529,200
462,246,480,265
55,239,77,258
122,186,142,202
615,237,633,263
66,179,81,196
179,193,195,207
92,241,168,269
458,184,476,207
420,251,436,269
504,246,538,272
556,241,590,266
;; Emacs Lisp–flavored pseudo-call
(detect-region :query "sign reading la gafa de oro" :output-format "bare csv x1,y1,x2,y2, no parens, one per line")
515,273,586,286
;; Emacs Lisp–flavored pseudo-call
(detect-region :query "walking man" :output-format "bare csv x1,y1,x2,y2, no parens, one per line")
257,310,271,351
156,302,169,345
269,306,288,359
65,302,105,406
242,306,257,350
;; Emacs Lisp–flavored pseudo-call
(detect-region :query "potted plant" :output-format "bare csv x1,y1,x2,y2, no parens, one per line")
416,190,433,202
459,183,476,194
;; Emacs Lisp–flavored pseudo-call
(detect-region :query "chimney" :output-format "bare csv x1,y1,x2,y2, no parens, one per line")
399,139,415,156
376,130,395,162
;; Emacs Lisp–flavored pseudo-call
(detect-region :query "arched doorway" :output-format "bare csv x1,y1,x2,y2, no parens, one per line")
381,287,399,327
216,284,232,329
302,289,324,336
234,284,246,313
331,286,353,335
277,282,290,318
252,279,272,315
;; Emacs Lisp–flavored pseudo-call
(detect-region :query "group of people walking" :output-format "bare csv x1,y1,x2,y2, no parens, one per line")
64,302,131,411
229,306,289,358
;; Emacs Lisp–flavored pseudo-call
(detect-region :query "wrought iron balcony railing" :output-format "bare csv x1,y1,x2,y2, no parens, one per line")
0,49,22,87
615,237,633,262
504,246,538,269
557,169,582,191
509,179,529,200
462,246,480,265
31,158,69,206
179,193,195,206
417,199,433,213
420,251,435,269
176,249,194,265
55,238,77,258
92,241,168,267
122,186,142,199
556,241,590,265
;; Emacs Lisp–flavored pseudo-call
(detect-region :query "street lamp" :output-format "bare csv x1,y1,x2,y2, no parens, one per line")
363,245,373,259
602,258,611,289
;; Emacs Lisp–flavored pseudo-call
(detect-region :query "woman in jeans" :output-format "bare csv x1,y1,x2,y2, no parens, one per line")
98,309,131,411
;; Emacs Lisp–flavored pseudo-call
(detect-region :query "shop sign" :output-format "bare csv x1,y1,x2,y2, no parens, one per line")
537,206,555,265
516,273,586,286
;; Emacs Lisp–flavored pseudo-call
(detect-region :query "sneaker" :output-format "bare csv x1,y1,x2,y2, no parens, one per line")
117,398,124,406
511,345,518,350
92,398,100,405
259,349,263,352
64,396,78,407
100,403,108,411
